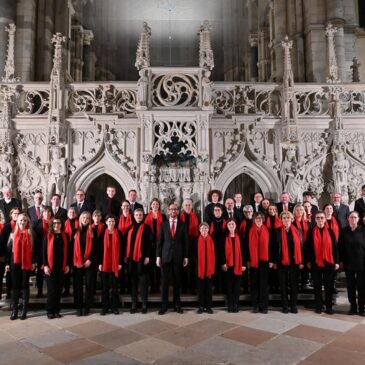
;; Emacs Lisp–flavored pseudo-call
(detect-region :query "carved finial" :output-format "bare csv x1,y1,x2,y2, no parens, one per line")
281,35,294,88
198,20,214,70
325,23,340,83
351,57,361,82
51,33,66,78
2,24,18,83
135,22,151,70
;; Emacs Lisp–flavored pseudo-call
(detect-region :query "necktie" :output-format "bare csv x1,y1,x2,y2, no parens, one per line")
284,204,288,212
131,203,135,212
53,208,57,216
78,203,82,213
229,212,233,219
171,220,176,239
335,205,339,213
36,206,41,218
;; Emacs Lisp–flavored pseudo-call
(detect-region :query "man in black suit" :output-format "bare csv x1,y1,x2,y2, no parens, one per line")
100,185,121,219
331,192,350,228
128,189,143,213
50,194,67,222
251,192,264,213
354,184,365,219
234,193,244,214
70,189,94,216
27,190,45,225
224,198,243,224
0,186,22,223
156,203,188,314
276,192,295,214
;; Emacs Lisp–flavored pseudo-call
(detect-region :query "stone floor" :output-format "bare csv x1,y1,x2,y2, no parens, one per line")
0,292,365,365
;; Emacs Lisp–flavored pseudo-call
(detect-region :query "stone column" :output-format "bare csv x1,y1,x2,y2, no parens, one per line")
71,25,85,81
0,0,16,75
82,29,95,81
248,32,258,81
273,0,286,81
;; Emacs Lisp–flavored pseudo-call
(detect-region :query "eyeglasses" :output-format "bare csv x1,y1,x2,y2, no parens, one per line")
316,216,325,220
53,222,61,225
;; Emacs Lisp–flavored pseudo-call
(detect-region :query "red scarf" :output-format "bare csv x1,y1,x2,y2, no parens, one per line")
118,213,133,235
92,223,105,238
180,211,199,239
73,228,93,266
144,211,164,239
325,217,339,241
198,234,215,279
225,234,243,275
42,219,49,236
239,219,251,237
295,217,308,241
126,224,145,262
312,226,334,267
13,230,33,270
248,224,270,268
265,215,282,229
64,219,79,239
47,233,68,272
210,219,227,236
0,223,3,234
281,226,302,266
102,229,120,277
10,220,16,231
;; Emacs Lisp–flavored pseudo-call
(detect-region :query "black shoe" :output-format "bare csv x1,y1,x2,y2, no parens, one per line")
142,306,148,314
315,308,322,314
252,307,259,313
47,313,55,319
227,307,233,313
206,308,213,314
282,307,289,314
175,306,183,314
130,307,136,314
20,309,27,320
325,308,334,315
291,307,298,314
233,306,239,313
197,307,204,314
348,307,357,315
358,311,365,317
158,308,167,315
83,309,90,316
112,308,119,315
10,309,18,320
55,313,62,318
100,309,107,316
77,309,83,316
261,309,268,314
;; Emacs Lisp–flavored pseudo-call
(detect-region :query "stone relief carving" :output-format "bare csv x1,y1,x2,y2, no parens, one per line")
0,153,12,189
46,145,67,201
198,20,214,71
135,22,151,71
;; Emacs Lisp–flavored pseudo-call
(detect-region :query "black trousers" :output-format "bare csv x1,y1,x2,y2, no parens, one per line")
11,263,31,306
36,259,44,294
148,245,160,293
345,270,365,310
46,270,64,314
225,268,241,310
129,262,149,307
161,261,182,309
278,264,299,309
312,265,334,310
197,277,213,309
0,261,5,298
101,272,120,310
73,267,94,310
250,262,269,310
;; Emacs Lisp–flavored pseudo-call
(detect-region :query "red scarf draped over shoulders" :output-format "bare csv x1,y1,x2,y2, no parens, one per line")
144,211,163,240
325,217,339,241
64,219,79,240
0,223,3,234
126,224,145,262
312,226,334,267
265,215,282,229
281,225,302,266
118,213,133,235
42,219,49,236
47,233,68,272
13,230,33,270
73,228,93,266
294,217,308,241
180,211,199,239
248,224,270,268
210,219,227,236
102,229,120,277
225,233,243,275
198,234,215,279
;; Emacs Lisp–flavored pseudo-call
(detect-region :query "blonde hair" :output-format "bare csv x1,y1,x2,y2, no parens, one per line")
280,211,294,222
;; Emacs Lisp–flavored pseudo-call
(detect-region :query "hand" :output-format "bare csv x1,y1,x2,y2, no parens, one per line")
156,257,161,268
221,264,227,272
44,266,51,276
183,258,188,267
269,262,274,269
84,259,91,268
118,265,122,270
307,262,311,270
334,263,339,271
64,265,70,274
242,266,246,272
5,265,10,272
299,264,304,270
98,265,102,271
144,257,150,265
273,264,277,270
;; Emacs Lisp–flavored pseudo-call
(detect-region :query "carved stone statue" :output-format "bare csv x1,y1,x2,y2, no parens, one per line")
0,153,12,189
333,151,349,195
280,144,298,188
201,70,213,109
46,145,66,200
137,69,149,109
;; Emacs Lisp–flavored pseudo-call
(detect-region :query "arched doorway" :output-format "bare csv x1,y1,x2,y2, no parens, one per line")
224,173,262,204
86,174,125,210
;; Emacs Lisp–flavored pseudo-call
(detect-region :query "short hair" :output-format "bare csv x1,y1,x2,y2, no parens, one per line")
92,209,102,217
149,198,161,210
207,189,222,202
2,186,11,192
243,204,253,212
33,190,43,196
254,212,265,220
128,189,137,194
315,210,325,217
51,193,61,200
199,222,209,230
323,204,332,210
362,184,365,190
120,199,130,206
76,189,85,194
280,211,294,220
42,206,52,214
348,211,360,218
183,198,193,205
106,185,116,190
134,208,144,215
105,214,116,221
303,191,313,197
68,207,77,214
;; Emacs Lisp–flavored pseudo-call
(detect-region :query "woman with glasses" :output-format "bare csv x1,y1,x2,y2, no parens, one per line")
43,218,70,319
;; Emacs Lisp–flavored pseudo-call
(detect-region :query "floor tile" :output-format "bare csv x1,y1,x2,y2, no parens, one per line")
329,324,365,352
220,325,276,346
66,319,119,337
184,318,238,335
244,317,298,334
22,329,79,348
127,318,178,335
69,351,141,365
89,328,145,349
284,324,342,344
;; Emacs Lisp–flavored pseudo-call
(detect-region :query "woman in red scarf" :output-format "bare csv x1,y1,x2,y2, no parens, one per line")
125,209,152,314
73,211,95,316
144,198,166,293
196,222,215,314
5,213,34,320
222,219,246,312
0,207,20,302
306,211,339,314
43,217,70,319
99,215,123,315
33,207,52,298
247,212,272,313
277,211,304,314
181,199,199,295
92,210,105,296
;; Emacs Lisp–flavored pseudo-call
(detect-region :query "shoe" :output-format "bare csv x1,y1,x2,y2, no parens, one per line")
206,308,213,314
100,309,107,316
282,307,289,314
291,307,298,314
130,307,136,314
20,309,27,320
261,309,268,314
252,307,259,313
233,306,239,313
112,308,119,315
10,309,18,320
84,309,90,316
197,307,204,314
227,307,233,313
142,306,148,314
315,308,322,314
47,313,55,319
325,308,334,315
158,308,167,315
55,313,62,318
77,309,83,317
175,306,183,314
358,311,365,317
348,307,357,315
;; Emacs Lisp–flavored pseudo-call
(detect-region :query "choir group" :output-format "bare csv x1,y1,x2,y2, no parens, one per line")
1,184,365,320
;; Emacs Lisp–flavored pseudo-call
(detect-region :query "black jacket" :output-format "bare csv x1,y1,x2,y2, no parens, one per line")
339,226,365,271
0,198,22,223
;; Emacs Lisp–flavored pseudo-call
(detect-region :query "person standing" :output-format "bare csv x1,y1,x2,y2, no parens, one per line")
50,194,67,222
331,192,350,229
339,211,365,316
156,203,188,314
276,192,295,215
100,185,121,219
27,190,45,225
128,190,143,213
354,184,365,219
70,190,94,217
0,186,22,223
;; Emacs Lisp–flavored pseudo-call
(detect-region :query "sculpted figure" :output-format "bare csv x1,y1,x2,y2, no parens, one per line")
47,145,66,200
0,154,12,189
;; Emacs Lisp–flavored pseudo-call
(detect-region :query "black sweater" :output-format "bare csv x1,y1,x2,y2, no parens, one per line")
339,226,365,271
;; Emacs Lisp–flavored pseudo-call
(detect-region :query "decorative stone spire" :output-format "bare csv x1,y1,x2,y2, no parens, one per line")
281,36,294,89
351,57,361,82
51,33,67,82
198,20,214,70
325,23,340,83
2,24,18,83
135,22,151,70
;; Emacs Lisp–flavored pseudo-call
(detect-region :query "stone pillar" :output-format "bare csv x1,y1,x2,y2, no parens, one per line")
82,29,94,81
0,0,16,75
71,25,85,81
248,32,258,81
273,0,286,81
